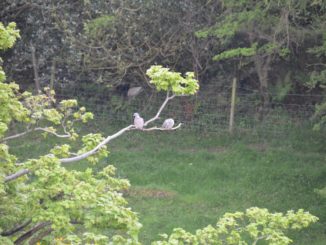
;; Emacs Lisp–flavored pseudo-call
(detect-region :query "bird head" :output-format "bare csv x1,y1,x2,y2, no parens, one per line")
133,113,140,118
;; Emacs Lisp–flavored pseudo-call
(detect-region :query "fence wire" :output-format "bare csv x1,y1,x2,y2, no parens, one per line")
54,84,321,138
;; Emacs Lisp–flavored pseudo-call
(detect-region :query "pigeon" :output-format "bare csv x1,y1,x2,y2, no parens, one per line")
133,113,144,129
162,118,175,129
127,87,143,98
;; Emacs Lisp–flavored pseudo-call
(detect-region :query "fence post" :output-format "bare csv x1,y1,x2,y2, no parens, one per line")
229,76,237,133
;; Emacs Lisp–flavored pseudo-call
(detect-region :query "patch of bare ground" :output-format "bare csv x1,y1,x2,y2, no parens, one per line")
247,143,269,152
181,147,227,153
123,187,177,198
207,147,228,153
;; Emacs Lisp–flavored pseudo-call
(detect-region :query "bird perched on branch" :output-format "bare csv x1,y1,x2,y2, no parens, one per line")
133,113,144,129
162,118,174,129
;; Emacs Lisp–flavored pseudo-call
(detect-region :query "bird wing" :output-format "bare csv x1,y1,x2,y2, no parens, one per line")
134,116,144,128
162,119,174,129
162,120,169,128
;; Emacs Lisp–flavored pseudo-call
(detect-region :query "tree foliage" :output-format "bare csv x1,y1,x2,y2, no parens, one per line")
306,34,326,130
0,22,19,50
0,0,217,91
146,66,199,95
1,0,325,124
0,22,141,244
196,0,326,111
153,208,318,245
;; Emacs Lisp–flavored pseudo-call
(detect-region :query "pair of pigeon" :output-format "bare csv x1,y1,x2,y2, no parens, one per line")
133,113,174,129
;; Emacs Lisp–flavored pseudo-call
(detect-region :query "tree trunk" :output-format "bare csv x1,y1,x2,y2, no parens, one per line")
254,54,271,120
30,43,41,94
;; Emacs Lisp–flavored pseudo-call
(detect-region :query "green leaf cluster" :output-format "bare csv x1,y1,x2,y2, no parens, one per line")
77,133,109,164
0,22,28,131
146,65,199,95
213,44,257,61
25,155,141,243
0,22,20,50
0,82,30,137
153,207,318,245
196,9,261,43
84,15,115,38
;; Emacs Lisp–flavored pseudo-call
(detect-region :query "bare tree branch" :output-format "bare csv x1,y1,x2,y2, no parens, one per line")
34,127,70,138
61,92,179,163
141,123,182,131
1,127,70,142
1,130,32,142
144,92,176,126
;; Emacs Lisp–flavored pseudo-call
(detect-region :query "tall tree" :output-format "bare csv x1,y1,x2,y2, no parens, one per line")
196,0,326,116
0,0,218,91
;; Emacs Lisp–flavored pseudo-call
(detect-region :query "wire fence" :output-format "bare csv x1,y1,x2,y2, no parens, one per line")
55,83,322,137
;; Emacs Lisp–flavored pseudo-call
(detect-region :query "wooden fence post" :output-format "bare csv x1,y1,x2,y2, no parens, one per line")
229,76,237,133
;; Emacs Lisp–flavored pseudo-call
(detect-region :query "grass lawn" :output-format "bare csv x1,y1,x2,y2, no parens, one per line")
9,122,326,244
98,123,326,244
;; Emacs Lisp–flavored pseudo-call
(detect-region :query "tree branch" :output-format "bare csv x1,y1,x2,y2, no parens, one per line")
60,124,135,163
1,130,32,142
14,221,51,245
1,220,32,236
144,91,176,126
1,127,70,142
141,123,182,131
61,92,178,163
28,228,53,245
34,127,70,138
253,235,269,245
4,92,180,179
4,169,30,182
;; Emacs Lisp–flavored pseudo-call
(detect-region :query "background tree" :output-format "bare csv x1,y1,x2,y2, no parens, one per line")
306,29,326,131
0,0,218,91
1,0,325,122
196,0,326,117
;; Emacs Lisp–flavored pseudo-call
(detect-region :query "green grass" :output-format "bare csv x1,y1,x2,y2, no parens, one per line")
8,123,326,244
100,129,326,244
